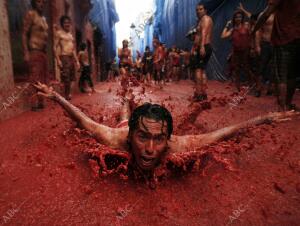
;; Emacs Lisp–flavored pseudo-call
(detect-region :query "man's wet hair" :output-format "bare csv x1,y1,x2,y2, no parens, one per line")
79,43,87,51
128,103,173,139
197,2,207,10
31,0,43,9
60,15,71,27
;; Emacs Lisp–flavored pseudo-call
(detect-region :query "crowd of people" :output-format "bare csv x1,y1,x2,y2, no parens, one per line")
107,42,192,84
104,1,299,112
23,0,299,112
105,3,213,102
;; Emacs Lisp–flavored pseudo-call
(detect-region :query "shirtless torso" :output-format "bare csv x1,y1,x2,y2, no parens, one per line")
255,13,274,54
118,47,132,67
196,14,213,50
260,14,274,42
55,30,76,57
23,10,48,57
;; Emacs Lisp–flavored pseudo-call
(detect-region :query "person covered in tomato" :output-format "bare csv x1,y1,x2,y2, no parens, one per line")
34,82,298,186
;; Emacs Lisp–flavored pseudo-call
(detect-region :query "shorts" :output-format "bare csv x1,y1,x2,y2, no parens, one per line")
259,41,273,81
119,62,131,71
272,39,300,84
81,65,91,77
249,51,259,74
143,64,153,74
28,50,48,83
153,63,163,81
60,55,75,83
190,44,212,70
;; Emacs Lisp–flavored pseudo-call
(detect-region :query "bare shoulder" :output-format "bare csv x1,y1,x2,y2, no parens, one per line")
168,134,206,153
108,126,129,150
24,10,35,20
55,29,62,36
202,15,213,24
159,46,164,53
26,10,36,17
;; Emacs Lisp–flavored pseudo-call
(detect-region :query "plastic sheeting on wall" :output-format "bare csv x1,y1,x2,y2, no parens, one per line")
89,0,119,62
153,0,267,80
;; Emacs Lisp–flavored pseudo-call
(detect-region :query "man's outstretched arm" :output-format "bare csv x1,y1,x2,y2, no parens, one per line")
34,83,128,150
170,111,298,153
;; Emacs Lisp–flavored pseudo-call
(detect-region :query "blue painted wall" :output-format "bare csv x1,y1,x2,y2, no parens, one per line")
89,0,119,62
152,0,267,80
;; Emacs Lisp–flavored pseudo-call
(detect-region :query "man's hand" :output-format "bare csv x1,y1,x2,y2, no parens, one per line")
34,82,56,99
225,20,232,29
267,111,299,123
200,46,206,57
237,3,245,12
255,46,261,55
76,61,80,71
57,59,63,68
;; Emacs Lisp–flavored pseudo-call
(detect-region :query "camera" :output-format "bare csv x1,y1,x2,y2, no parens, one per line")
186,27,197,40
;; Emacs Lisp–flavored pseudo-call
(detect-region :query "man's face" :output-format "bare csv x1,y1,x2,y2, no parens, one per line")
153,39,159,48
63,19,71,32
267,0,275,6
35,0,45,13
123,40,128,48
129,117,169,171
196,5,206,19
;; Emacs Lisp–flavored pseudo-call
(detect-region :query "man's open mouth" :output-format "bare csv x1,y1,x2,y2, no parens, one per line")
141,156,155,166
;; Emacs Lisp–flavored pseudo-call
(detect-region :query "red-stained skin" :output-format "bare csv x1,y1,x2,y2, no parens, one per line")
35,0,45,14
62,18,71,32
196,4,206,19
129,117,169,171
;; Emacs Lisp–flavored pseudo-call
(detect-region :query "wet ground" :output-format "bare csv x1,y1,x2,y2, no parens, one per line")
0,80,300,226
